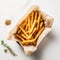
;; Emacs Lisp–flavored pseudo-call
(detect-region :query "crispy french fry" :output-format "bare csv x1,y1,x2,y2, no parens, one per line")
37,13,41,30
35,11,38,20
15,10,45,46
18,30,21,34
27,16,30,31
25,19,28,31
21,26,44,45
19,26,29,37
35,27,44,40
18,20,27,34
21,39,35,44
31,11,34,28
40,22,43,28
21,34,29,40
22,42,36,46
21,28,36,40
15,34,25,41
28,28,36,39
29,20,36,34
26,20,36,34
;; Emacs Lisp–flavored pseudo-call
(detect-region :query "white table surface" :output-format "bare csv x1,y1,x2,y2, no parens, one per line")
0,0,60,60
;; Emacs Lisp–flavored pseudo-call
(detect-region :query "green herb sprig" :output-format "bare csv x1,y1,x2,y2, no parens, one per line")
1,40,17,56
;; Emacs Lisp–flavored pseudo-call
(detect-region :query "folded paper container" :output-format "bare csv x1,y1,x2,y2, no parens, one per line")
7,5,54,55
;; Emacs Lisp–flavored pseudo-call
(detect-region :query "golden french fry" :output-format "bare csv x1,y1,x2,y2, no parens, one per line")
37,13,41,30
15,34,25,41
40,22,43,28
22,42,36,46
27,16,30,31
21,28,36,40
18,19,27,34
19,26,29,37
25,19,28,31
18,30,21,34
28,28,36,39
26,11,36,34
35,11,38,20
29,20,36,34
25,24,27,31
14,10,45,46
26,20,36,34
31,11,34,28
35,27,44,40
21,39,35,44
21,34,29,40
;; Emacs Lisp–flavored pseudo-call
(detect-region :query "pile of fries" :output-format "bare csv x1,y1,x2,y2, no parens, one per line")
14,10,45,46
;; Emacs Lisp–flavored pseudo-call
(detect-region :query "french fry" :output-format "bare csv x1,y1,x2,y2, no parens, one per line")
21,28,36,40
26,11,35,34
29,20,36,34
14,9,45,46
18,30,21,34
37,13,41,30
18,20,27,34
21,34,29,40
21,27,44,45
21,27,44,44
28,28,36,39
40,22,43,28
27,16,30,31
35,11,38,20
31,11,34,28
21,39,35,44
25,19,28,31
35,27,44,40
15,34,25,41
19,26,29,37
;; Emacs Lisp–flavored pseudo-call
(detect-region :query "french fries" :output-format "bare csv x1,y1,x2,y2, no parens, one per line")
14,9,45,46
14,34,25,41
37,12,41,30
19,26,29,37
31,11,34,27
35,10,38,20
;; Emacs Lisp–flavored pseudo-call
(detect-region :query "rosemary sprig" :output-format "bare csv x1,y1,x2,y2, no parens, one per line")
1,40,17,56
4,49,8,53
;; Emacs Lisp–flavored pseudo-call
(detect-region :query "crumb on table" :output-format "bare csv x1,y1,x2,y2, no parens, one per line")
5,19,11,25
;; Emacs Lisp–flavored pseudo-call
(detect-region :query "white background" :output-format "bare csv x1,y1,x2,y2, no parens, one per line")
0,0,60,60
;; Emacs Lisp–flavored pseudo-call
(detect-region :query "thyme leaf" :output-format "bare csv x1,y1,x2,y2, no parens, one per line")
1,40,17,56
